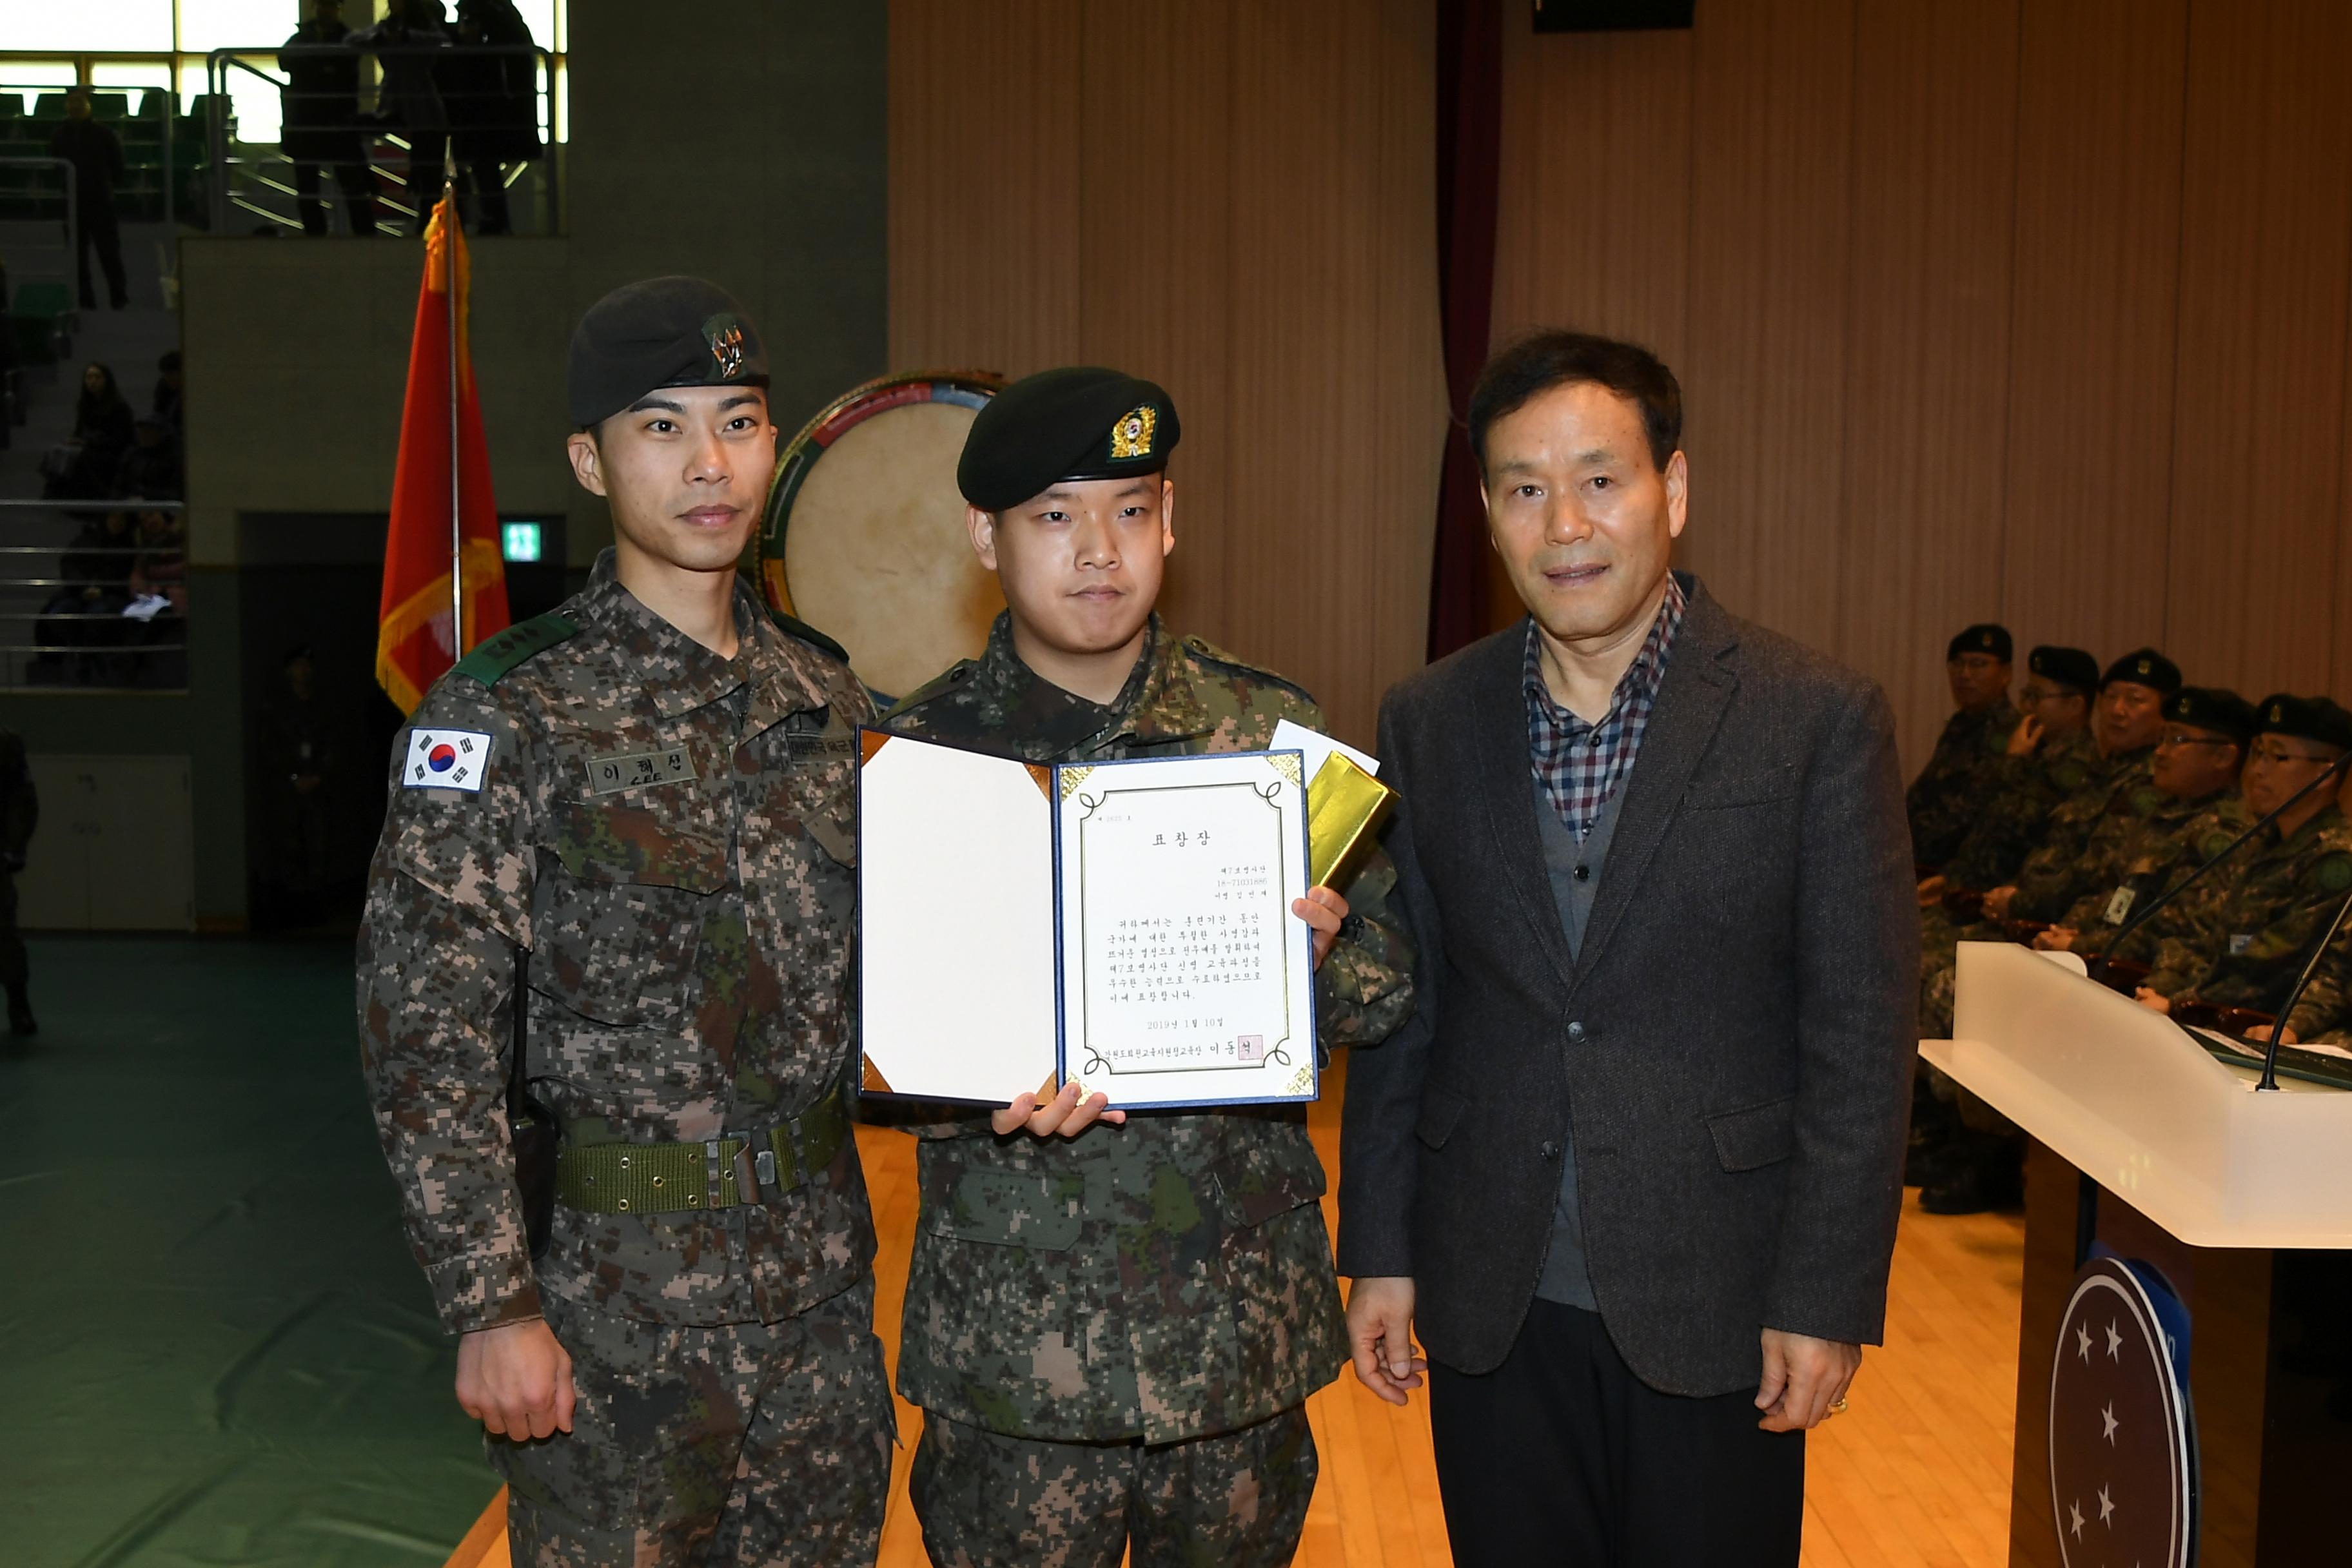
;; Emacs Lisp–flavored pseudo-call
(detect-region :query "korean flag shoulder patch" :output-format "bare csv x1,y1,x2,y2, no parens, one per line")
403,728,493,793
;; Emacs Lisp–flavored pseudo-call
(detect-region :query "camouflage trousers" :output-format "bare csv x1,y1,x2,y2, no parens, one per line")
495,1276,894,1567
909,1405,1317,1568
1918,912,2015,1133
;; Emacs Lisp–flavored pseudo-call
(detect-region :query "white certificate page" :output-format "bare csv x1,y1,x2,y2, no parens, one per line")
858,731,1059,1105
1055,750,1317,1107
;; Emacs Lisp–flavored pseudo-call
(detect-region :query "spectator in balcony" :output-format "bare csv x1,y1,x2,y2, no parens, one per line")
353,0,453,233
448,0,543,236
113,416,184,502
280,0,379,237
128,508,188,614
29,509,136,681
41,362,135,501
153,349,184,432
48,88,129,311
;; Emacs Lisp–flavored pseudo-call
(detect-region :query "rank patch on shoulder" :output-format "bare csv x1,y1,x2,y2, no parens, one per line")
404,728,491,792
586,747,698,796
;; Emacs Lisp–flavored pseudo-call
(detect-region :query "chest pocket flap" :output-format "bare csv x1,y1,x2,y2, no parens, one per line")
1211,1126,1329,1230
553,802,730,891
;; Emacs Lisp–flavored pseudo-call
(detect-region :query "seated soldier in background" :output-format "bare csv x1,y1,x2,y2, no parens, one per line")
2033,686,2253,957
1907,623,2017,872
2128,695,2352,1030
1918,645,2102,905
1910,648,2176,1214
1974,647,2177,923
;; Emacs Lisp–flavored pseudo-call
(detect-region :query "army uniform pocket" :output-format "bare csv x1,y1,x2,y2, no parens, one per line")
533,803,730,1026
921,1163,1086,1251
1211,1122,1329,1230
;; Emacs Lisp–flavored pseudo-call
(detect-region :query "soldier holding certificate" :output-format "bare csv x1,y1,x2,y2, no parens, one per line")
881,368,1413,1567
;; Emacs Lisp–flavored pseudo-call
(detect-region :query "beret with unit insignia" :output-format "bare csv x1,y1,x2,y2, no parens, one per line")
1947,623,2012,662
2254,692,2352,750
2162,686,2256,745
957,366,1182,511
568,275,770,428
2101,646,2183,696
2028,645,2101,696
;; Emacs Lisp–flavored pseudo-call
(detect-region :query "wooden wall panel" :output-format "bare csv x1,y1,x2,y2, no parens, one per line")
1680,0,1856,637
886,1,1083,375
1836,0,2023,770
2164,0,2352,700
888,0,1445,745
1999,0,2187,669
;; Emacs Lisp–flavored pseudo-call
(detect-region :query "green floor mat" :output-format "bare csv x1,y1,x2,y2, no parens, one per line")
1,937,498,1567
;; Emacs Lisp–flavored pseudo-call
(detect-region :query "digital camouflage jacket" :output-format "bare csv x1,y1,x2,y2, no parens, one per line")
1938,728,2113,893
2127,802,2352,1017
879,612,1413,1444
2049,785,2236,955
2003,752,2168,923
357,553,876,1334
1906,697,2019,870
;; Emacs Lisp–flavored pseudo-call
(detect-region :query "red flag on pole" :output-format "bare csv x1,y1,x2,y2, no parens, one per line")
377,188,510,714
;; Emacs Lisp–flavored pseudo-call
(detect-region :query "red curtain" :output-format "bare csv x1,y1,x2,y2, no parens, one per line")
1425,0,1505,661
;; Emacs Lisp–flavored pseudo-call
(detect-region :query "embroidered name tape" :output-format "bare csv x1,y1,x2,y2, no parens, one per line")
404,728,492,792
586,747,697,796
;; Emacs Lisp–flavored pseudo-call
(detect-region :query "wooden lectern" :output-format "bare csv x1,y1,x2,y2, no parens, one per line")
1925,941,2352,1567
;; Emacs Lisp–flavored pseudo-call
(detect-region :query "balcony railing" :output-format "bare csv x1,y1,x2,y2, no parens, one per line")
204,44,561,238
0,498,188,693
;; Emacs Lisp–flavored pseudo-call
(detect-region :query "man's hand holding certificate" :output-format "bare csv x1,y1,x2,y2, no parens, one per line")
858,732,1342,1109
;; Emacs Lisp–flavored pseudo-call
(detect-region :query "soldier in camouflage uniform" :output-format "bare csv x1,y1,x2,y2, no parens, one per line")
880,368,1412,1567
1906,623,2018,872
357,280,890,1566
2028,687,2252,959
1,726,35,1035
2124,696,2352,1028
1911,648,2179,1211
1917,645,2103,902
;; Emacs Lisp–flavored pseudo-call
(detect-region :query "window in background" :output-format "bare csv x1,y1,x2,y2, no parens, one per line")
90,60,176,122
0,60,79,118
0,1,174,53
176,0,316,52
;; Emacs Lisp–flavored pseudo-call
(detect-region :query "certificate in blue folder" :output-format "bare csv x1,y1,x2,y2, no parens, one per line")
856,729,1318,1110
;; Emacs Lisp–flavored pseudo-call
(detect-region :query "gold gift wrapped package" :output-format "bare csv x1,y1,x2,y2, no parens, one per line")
1307,752,1398,889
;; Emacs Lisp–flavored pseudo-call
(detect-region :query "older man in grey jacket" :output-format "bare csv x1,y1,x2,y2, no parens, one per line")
1338,331,1916,1567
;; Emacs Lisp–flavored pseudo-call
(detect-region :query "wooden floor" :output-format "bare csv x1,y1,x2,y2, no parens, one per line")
449,1072,2026,1567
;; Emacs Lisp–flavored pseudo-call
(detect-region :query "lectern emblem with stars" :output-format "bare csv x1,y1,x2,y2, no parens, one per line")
2048,1257,2196,1567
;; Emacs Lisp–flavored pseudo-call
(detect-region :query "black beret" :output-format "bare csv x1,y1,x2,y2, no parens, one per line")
2162,686,2255,745
567,276,769,428
2100,647,2182,696
2254,693,2352,750
957,366,1181,511
1946,623,2012,662
2028,645,2100,696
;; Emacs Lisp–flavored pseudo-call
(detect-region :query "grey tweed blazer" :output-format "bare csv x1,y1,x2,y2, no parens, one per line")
1337,574,1917,1393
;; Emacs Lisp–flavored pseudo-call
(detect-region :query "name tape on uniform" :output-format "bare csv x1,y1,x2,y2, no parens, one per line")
404,728,492,792
586,747,697,796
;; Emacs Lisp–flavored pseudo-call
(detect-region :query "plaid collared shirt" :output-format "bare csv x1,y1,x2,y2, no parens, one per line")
1525,574,1686,841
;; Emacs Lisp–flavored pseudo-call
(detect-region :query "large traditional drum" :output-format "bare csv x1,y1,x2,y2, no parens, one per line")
756,370,1006,700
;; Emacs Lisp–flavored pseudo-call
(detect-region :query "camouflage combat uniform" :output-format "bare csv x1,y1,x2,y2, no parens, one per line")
881,612,1412,1568
1934,726,2108,894
2047,785,2235,957
0,727,34,1029
1906,696,2019,870
2131,803,2352,1017
1919,743,2153,1037
357,553,892,1567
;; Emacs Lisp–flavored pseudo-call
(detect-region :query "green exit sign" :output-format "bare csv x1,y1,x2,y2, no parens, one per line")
501,522,544,562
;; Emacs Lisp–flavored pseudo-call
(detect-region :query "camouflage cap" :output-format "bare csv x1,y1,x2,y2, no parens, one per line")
2100,647,2183,697
567,276,769,428
2162,686,2255,745
1946,623,2012,662
2028,645,2101,696
2253,693,2352,751
957,366,1181,511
